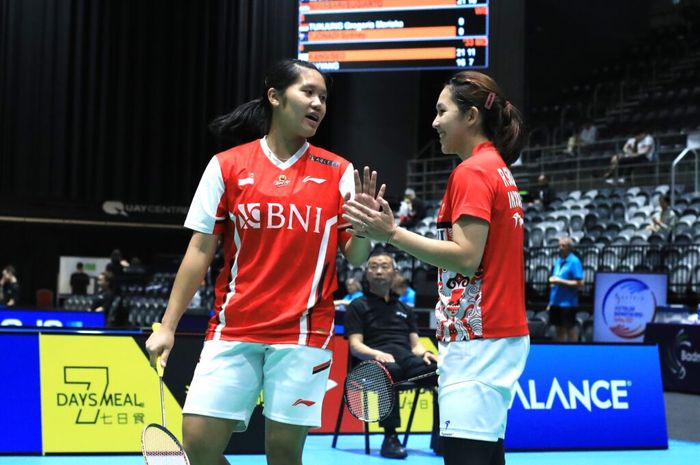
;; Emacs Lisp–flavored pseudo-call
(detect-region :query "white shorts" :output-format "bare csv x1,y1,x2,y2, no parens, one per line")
438,336,529,442
182,340,332,431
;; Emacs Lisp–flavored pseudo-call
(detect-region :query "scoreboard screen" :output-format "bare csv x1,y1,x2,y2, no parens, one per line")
297,0,489,72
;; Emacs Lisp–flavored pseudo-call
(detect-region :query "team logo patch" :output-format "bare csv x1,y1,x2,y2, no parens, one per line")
274,174,290,187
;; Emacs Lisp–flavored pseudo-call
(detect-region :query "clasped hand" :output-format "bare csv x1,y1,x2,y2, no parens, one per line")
343,166,396,241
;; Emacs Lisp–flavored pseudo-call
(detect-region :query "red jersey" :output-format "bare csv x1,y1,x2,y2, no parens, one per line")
184,138,354,348
435,141,528,341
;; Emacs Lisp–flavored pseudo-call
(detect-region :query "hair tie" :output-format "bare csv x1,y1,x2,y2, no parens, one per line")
484,92,496,110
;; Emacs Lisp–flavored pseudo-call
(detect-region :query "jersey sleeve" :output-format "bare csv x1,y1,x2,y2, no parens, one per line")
449,165,494,224
184,155,227,235
337,162,355,246
343,298,364,336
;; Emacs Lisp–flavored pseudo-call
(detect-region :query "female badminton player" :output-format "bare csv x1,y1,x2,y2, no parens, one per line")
342,71,530,465
145,59,381,465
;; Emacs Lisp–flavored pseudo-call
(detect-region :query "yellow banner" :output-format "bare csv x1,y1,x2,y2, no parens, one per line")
40,334,182,453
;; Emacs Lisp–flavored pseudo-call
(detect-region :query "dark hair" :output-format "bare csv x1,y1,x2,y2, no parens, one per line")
209,59,331,142
76,262,84,269
368,249,398,269
661,194,671,204
110,249,122,263
445,71,525,165
3,265,16,276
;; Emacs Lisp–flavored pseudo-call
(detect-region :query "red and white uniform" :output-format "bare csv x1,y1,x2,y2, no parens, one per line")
185,137,353,349
435,141,528,342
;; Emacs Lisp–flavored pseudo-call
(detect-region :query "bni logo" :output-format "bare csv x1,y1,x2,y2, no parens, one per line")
602,279,657,338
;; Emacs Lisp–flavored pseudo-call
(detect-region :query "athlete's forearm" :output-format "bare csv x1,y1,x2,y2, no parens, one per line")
390,227,480,277
343,235,371,267
161,232,218,331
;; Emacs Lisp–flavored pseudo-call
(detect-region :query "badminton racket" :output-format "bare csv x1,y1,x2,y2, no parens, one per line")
343,360,436,423
141,323,190,465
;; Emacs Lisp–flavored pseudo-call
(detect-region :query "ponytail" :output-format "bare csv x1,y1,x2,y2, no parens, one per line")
493,101,525,165
208,97,270,143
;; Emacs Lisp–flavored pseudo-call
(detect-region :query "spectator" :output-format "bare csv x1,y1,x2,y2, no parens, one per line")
579,122,598,146
547,236,584,343
344,251,439,459
398,188,426,228
334,278,364,306
0,265,20,307
124,257,146,275
565,121,597,155
70,262,90,295
91,271,115,313
530,174,556,207
392,275,416,308
106,249,129,275
604,132,655,184
646,194,678,233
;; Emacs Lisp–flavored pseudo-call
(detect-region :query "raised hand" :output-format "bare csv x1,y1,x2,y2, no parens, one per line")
346,166,386,212
343,195,397,242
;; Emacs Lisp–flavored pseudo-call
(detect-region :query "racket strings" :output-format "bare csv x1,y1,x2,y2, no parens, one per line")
344,362,394,422
142,424,189,465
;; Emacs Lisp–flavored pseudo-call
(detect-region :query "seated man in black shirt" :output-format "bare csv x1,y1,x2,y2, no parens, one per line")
344,250,439,459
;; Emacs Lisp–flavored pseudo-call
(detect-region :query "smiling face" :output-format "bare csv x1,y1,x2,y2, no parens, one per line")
432,86,472,158
269,66,327,140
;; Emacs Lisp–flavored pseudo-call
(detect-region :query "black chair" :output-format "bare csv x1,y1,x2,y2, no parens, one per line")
669,264,692,300
331,351,424,454
528,320,548,339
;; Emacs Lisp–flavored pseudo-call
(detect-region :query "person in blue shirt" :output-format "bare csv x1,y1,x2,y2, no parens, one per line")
392,275,416,307
334,278,364,307
547,236,584,342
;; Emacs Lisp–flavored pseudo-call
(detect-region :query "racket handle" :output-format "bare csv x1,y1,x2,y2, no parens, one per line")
151,322,165,378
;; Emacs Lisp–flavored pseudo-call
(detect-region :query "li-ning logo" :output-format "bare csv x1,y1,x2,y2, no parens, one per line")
292,398,316,407
233,203,324,233
302,176,326,184
512,212,524,228
664,329,700,380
